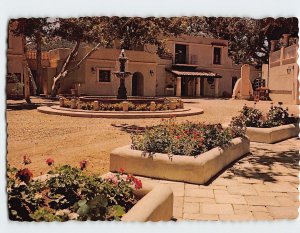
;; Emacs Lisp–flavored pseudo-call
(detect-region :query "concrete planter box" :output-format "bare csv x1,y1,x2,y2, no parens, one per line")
110,137,250,184
121,181,173,221
246,123,299,143
35,174,173,222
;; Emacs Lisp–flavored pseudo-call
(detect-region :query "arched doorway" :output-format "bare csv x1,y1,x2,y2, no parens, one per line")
132,72,144,96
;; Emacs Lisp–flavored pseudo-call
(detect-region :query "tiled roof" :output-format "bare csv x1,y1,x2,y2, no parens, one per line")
166,67,221,78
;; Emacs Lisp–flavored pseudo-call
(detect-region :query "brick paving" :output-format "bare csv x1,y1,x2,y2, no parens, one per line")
137,137,299,221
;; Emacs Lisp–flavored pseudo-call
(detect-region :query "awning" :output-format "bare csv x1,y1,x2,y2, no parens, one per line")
166,65,222,78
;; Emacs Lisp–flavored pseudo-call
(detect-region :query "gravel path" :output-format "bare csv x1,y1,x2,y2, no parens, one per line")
6,97,299,177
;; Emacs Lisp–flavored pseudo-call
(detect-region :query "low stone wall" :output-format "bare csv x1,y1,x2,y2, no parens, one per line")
110,137,250,184
37,106,203,119
122,181,173,221
246,123,299,143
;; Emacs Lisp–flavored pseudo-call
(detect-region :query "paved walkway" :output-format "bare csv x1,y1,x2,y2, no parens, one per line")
137,137,299,221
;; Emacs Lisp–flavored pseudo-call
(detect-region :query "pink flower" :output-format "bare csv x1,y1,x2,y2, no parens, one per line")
79,160,88,170
46,158,54,166
16,168,33,183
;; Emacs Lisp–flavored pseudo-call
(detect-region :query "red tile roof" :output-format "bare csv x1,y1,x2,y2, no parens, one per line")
166,68,221,78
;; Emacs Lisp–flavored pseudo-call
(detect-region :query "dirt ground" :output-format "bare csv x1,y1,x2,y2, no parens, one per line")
6,97,299,177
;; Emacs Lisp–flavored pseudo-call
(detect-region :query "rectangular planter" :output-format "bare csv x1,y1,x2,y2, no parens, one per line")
121,181,173,221
35,174,173,222
246,123,299,143
110,137,250,184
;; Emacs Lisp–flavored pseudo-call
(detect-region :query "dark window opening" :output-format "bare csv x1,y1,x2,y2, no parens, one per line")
213,47,221,64
98,70,111,82
175,44,187,64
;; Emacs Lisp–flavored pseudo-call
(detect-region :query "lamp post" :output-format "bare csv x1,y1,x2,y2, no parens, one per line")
114,49,131,99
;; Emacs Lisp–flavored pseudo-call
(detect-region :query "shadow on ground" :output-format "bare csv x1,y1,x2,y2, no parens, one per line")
222,141,299,183
6,99,58,111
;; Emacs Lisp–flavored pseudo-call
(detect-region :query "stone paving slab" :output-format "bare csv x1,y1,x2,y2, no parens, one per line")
135,137,299,221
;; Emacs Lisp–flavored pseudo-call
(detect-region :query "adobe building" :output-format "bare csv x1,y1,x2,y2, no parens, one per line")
6,27,25,97
10,33,261,98
262,34,299,105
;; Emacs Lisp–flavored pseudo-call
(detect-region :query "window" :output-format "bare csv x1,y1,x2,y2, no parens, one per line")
175,44,187,64
98,70,111,82
213,47,221,64
7,73,21,83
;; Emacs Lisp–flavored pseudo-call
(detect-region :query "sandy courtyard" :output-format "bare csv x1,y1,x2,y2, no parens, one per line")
6,97,299,177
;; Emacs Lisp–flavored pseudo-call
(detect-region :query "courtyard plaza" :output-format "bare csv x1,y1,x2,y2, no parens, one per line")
6,97,299,220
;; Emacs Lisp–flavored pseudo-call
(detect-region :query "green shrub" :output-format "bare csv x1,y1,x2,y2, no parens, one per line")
238,103,296,128
240,105,263,127
131,118,245,157
7,163,141,221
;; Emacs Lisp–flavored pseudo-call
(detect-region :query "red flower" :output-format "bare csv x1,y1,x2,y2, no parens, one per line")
126,174,142,190
16,168,33,183
46,158,54,166
133,178,142,189
79,160,88,170
119,168,125,174
23,155,32,165
176,135,181,139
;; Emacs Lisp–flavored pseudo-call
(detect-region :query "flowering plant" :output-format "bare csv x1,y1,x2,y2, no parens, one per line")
131,118,244,157
7,160,141,221
46,158,54,166
238,103,296,128
62,100,178,111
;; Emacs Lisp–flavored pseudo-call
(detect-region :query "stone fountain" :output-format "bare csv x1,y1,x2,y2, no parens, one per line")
114,49,131,99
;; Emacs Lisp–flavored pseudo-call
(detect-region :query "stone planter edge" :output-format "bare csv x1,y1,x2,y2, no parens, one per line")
121,181,173,221
110,137,250,184
246,123,299,143
34,174,173,222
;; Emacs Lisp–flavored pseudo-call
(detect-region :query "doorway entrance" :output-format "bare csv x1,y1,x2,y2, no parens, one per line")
132,72,144,96
232,76,238,93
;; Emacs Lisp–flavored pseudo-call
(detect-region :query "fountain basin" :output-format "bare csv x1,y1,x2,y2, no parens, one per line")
78,96,166,104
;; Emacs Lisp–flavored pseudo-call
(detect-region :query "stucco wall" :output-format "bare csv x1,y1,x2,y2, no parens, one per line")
29,36,262,98
7,33,24,96
268,62,297,104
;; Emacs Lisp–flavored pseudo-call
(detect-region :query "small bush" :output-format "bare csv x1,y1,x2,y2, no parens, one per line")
7,163,141,221
131,118,245,157
238,103,296,128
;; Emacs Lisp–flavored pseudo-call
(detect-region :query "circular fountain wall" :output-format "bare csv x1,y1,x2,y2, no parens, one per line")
78,96,165,104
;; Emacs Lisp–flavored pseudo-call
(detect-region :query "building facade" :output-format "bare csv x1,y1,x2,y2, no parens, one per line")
19,35,262,98
262,34,299,105
7,26,25,97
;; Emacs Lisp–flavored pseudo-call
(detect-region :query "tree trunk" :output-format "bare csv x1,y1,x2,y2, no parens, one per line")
36,34,42,95
22,36,31,103
51,42,102,97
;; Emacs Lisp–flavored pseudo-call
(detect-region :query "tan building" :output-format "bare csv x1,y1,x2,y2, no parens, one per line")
23,35,261,98
262,34,299,105
6,27,25,97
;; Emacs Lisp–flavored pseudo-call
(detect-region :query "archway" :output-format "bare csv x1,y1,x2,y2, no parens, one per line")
132,72,144,96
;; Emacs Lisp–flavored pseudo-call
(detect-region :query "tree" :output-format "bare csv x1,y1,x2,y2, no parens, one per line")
9,18,53,100
49,17,186,96
187,17,298,67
